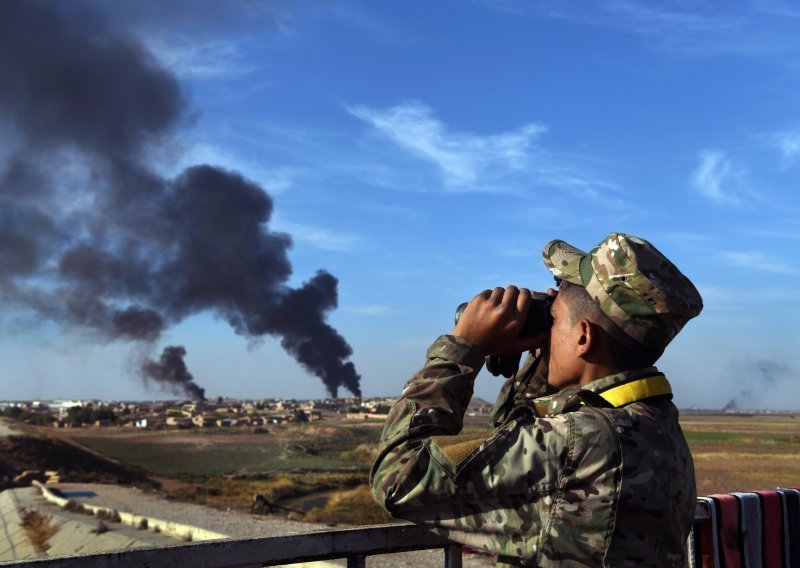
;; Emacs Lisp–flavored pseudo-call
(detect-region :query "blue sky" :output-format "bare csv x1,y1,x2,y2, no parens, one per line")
3,0,800,409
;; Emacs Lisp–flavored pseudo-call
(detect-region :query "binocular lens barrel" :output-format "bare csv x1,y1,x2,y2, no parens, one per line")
454,293,553,336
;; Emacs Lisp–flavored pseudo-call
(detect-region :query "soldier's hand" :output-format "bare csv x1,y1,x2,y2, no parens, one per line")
452,285,549,356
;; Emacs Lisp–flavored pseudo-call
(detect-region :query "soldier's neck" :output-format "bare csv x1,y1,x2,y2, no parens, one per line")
576,360,620,386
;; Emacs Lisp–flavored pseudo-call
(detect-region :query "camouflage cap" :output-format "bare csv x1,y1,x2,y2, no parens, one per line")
542,233,703,351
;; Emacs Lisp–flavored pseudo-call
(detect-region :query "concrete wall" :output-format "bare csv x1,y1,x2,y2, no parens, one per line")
33,481,228,542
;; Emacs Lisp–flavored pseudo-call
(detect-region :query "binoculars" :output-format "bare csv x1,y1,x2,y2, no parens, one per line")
454,292,553,378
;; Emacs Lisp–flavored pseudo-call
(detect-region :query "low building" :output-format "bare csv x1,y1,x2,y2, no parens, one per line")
166,416,193,428
192,415,216,428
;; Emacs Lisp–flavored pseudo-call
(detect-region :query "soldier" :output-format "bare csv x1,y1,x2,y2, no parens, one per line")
370,233,703,567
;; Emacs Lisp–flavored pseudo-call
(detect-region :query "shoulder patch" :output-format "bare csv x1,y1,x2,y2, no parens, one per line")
430,434,486,466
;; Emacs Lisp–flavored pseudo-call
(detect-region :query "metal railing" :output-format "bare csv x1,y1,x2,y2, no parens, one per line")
13,522,464,568
13,503,714,568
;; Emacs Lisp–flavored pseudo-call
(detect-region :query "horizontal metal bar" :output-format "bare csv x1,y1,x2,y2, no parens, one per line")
13,504,714,568
14,522,454,568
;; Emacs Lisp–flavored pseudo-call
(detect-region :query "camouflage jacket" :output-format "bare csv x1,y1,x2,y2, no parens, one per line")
370,335,696,567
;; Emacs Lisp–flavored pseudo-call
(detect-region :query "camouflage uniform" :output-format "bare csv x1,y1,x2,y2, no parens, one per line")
371,234,703,567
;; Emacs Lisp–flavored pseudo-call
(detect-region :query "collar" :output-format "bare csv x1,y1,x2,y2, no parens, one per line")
531,367,672,416
583,366,671,408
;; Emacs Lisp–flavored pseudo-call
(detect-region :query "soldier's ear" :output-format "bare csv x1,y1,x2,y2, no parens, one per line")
576,319,593,357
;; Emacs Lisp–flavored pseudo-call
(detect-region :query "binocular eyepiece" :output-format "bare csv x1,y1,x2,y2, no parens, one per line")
454,292,553,378
454,292,554,336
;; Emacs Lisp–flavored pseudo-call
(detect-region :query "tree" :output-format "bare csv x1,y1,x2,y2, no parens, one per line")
93,407,117,423
30,413,55,426
2,407,23,420
68,406,94,425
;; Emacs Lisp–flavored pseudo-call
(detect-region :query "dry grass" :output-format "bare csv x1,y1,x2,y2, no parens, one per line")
339,443,378,464
91,520,110,534
20,509,58,553
63,500,92,515
683,413,800,495
64,422,383,478
55,413,800,527
303,485,391,525
149,414,800,523
169,471,366,512
94,508,121,523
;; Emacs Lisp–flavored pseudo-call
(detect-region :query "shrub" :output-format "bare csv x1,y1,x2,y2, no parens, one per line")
20,509,59,552
63,500,91,515
304,485,391,526
94,509,121,523
91,521,110,535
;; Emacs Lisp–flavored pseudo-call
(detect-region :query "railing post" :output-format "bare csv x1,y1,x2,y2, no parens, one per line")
347,554,366,568
444,544,462,568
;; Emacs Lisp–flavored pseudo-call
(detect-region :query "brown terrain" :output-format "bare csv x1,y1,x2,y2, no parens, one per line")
1,413,798,563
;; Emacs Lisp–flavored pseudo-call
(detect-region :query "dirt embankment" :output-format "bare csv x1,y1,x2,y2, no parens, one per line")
0,425,154,490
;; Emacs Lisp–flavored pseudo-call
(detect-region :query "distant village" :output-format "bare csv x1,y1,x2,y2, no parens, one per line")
0,396,496,429
2,398,791,430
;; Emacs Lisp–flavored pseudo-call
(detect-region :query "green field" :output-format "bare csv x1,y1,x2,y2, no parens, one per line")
62,422,388,524
59,413,800,524
65,424,380,478
680,413,800,495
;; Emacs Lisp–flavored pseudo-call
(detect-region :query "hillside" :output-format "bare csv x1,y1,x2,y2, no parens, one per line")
0,425,154,489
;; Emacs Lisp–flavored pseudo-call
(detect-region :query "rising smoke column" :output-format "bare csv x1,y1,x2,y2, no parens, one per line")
141,346,204,401
0,1,361,398
722,360,794,411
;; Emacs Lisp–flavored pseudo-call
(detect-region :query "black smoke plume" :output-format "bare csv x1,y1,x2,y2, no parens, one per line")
142,346,204,401
0,1,361,398
722,360,793,411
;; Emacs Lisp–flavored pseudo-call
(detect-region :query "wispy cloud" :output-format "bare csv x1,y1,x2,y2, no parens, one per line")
347,101,615,195
358,202,426,221
172,141,298,195
692,149,745,204
740,226,800,240
347,304,399,316
750,0,800,18
656,231,716,246
482,0,799,57
593,1,732,37
720,251,796,274
698,284,800,314
348,101,545,187
769,126,800,167
146,34,256,80
328,4,405,44
272,217,364,253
